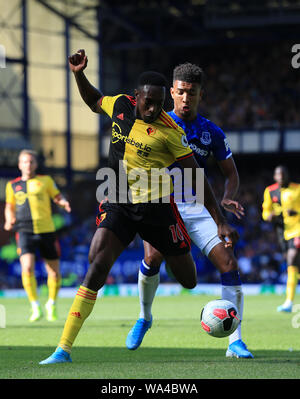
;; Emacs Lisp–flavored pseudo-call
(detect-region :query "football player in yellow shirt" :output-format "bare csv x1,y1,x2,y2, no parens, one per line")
262,165,300,312
4,149,71,322
39,49,238,364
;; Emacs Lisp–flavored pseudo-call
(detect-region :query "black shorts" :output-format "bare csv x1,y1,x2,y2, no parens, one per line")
15,231,60,260
284,236,300,251
96,199,191,256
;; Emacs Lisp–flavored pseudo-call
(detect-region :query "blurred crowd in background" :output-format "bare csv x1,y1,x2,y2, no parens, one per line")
1,41,298,290
195,42,300,129
0,167,288,290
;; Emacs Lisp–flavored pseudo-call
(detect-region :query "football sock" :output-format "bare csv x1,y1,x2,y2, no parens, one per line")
285,265,298,304
58,285,97,353
221,270,243,345
47,274,61,303
21,272,38,303
138,259,160,321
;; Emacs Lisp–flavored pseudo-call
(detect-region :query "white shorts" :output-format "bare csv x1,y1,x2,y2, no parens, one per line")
177,202,222,257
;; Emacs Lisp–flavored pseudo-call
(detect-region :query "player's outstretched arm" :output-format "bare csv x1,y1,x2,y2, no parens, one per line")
4,203,16,231
178,155,239,247
53,194,71,213
69,49,104,113
218,158,244,219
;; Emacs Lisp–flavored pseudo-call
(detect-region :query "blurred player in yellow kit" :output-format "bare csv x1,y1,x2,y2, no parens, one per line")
262,165,300,312
4,149,71,322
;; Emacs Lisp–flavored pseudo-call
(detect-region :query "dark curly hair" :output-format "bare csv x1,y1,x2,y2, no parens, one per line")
173,62,204,86
138,71,168,88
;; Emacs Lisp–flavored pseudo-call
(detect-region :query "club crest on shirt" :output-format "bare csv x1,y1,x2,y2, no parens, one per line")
200,131,211,145
146,126,156,136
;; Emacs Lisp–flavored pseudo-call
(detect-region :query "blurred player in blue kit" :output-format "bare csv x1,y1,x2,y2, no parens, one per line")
127,63,254,359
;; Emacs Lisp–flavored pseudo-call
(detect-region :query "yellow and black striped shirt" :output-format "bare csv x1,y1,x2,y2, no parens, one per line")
262,182,300,240
99,94,193,203
6,175,60,234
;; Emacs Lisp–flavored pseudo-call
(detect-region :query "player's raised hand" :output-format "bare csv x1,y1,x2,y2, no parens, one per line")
217,222,239,248
68,49,88,72
221,198,245,219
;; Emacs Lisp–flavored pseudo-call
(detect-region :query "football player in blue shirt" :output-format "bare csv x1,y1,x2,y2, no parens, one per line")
126,62,254,359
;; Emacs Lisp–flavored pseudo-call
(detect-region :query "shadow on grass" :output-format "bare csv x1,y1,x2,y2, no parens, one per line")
1,346,300,364
6,320,197,329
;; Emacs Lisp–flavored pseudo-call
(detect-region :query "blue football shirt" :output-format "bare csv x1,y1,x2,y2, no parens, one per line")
167,111,232,201
168,111,232,168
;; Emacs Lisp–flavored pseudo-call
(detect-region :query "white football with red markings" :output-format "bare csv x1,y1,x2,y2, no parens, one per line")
200,299,240,338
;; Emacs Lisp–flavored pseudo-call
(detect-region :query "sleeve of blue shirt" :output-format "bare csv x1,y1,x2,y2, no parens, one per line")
209,121,232,161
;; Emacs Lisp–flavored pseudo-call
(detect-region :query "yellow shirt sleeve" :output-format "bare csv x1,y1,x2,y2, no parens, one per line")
165,125,193,161
262,187,273,221
97,94,123,118
46,176,60,199
295,184,300,214
5,182,15,205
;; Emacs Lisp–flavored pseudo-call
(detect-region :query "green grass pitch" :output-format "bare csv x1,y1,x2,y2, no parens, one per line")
0,293,299,379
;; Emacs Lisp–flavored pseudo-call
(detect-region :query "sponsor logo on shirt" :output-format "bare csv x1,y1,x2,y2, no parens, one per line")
189,143,208,157
181,135,189,147
15,191,27,206
111,122,152,153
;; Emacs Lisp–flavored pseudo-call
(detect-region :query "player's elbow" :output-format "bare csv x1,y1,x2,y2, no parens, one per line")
89,102,99,113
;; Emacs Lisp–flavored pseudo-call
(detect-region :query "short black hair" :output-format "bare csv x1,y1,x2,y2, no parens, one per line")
19,149,38,161
275,165,289,174
138,71,168,88
173,62,204,86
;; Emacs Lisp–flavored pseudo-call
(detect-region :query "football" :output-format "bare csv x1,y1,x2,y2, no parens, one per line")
200,299,240,338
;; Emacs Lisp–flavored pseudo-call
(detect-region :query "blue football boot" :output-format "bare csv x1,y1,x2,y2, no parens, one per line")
39,347,72,364
277,303,293,313
126,317,153,350
226,339,254,359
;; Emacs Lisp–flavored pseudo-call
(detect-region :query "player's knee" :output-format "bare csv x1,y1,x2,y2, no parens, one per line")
221,255,238,274
178,272,197,289
182,279,197,289
88,252,94,264
83,263,107,291
144,252,163,268
85,252,112,291
287,248,297,266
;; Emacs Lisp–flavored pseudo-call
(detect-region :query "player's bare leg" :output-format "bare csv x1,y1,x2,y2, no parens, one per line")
126,243,196,350
44,259,61,321
20,253,42,322
40,228,125,364
165,252,197,289
125,243,163,350
278,247,300,312
131,240,253,357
